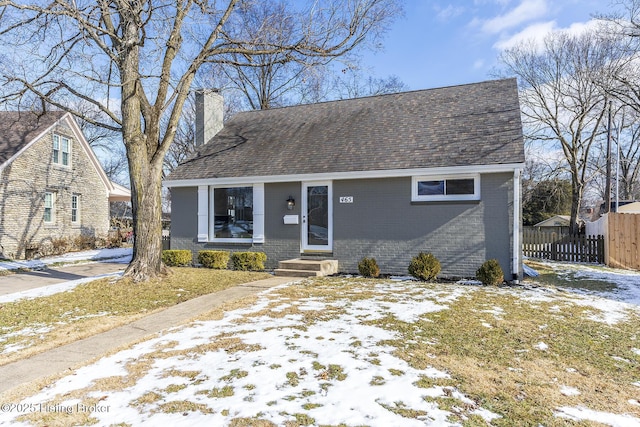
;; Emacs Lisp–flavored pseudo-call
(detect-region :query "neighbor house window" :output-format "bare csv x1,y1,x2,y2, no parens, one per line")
210,186,253,241
412,174,480,201
53,134,71,166
44,192,55,223
71,194,80,224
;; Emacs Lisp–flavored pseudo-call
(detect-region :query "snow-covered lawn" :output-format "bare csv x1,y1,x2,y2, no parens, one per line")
1,263,639,426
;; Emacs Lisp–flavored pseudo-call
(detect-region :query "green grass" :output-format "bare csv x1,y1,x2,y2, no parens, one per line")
0,268,270,363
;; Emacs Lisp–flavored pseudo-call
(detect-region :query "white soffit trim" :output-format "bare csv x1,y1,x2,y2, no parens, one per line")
164,163,526,187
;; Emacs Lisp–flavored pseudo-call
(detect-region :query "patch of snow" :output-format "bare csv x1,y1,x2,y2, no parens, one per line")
611,356,631,364
0,248,132,271
529,260,640,306
481,306,505,319
0,282,491,427
0,272,123,304
535,342,548,351
559,385,580,396
555,406,640,426
473,407,502,422
632,348,640,356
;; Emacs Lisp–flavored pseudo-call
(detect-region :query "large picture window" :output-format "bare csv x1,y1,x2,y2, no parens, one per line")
412,174,480,201
211,187,253,240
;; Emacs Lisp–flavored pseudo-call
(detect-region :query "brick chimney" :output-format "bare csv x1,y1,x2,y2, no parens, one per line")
195,89,223,146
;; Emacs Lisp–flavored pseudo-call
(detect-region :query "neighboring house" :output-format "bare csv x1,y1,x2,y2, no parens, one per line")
165,79,526,279
615,201,640,214
0,110,130,259
533,215,572,234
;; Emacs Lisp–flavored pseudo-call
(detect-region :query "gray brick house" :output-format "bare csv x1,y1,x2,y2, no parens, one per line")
0,111,130,259
165,79,526,279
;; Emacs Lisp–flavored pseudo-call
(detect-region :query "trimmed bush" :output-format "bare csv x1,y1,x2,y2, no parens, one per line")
73,234,96,251
408,252,441,281
358,257,380,278
231,251,267,271
476,259,504,286
162,249,192,267
198,250,230,269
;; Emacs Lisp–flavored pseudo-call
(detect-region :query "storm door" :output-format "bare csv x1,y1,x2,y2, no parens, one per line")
301,182,333,252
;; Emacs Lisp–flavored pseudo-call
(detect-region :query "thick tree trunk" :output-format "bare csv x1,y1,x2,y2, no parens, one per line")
124,144,167,281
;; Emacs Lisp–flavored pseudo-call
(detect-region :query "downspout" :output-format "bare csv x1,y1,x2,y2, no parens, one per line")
512,167,522,283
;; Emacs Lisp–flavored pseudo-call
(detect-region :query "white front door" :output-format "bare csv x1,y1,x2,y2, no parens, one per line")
301,181,333,252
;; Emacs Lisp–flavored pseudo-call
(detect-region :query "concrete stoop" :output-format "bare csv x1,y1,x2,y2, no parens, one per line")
274,258,339,277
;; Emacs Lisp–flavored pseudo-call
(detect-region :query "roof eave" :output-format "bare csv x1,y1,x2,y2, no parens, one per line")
164,162,525,188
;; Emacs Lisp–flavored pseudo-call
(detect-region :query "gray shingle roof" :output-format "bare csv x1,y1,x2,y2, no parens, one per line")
0,111,66,165
168,78,524,181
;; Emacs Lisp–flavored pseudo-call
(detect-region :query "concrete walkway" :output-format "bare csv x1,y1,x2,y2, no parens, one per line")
0,276,293,397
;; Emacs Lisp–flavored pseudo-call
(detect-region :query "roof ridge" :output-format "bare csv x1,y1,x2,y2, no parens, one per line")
232,78,517,116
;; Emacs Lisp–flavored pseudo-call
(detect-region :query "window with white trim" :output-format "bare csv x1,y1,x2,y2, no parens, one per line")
210,186,254,241
71,194,80,224
412,174,480,201
44,192,56,223
52,134,71,166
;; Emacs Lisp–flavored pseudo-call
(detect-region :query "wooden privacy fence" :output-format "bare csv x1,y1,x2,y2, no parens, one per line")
607,213,640,270
523,229,604,263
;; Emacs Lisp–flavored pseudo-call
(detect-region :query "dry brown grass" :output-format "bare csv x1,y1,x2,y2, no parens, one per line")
5,275,640,426
0,268,270,365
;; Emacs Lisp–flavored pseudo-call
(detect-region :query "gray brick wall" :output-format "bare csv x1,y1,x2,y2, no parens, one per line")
332,175,513,277
0,119,109,259
169,173,516,278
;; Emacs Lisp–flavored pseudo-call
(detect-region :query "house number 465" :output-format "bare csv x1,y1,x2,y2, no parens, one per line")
339,196,353,203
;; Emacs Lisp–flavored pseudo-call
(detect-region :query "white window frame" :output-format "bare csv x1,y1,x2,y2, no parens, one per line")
209,184,256,243
411,174,481,202
52,134,71,166
71,194,80,225
44,191,56,223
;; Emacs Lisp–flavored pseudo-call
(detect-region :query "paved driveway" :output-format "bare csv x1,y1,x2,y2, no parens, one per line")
0,262,127,297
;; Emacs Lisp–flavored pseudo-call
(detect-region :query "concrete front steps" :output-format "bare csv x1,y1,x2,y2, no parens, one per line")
274,258,339,277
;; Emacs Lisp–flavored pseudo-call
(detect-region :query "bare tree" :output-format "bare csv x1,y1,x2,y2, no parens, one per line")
594,0,640,202
332,68,408,99
0,0,400,281
498,28,625,233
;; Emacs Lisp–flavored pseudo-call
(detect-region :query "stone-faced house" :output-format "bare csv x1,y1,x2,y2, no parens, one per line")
165,79,526,279
0,111,130,259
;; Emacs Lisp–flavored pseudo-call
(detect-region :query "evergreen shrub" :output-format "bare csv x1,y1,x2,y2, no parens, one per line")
198,250,230,269
408,252,441,281
162,249,192,267
231,252,267,271
358,257,380,278
476,259,504,286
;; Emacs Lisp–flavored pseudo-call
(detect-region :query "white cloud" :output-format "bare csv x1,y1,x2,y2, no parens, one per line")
435,4,466,21
473,59,485,69
481,0,549,33
494,20,557,50
493,19,601,51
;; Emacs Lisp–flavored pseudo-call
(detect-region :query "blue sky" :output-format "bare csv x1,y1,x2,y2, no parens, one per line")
361,0,608,90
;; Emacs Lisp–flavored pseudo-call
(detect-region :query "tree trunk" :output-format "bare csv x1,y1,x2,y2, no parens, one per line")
570,184,583,234
124,143,167,281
